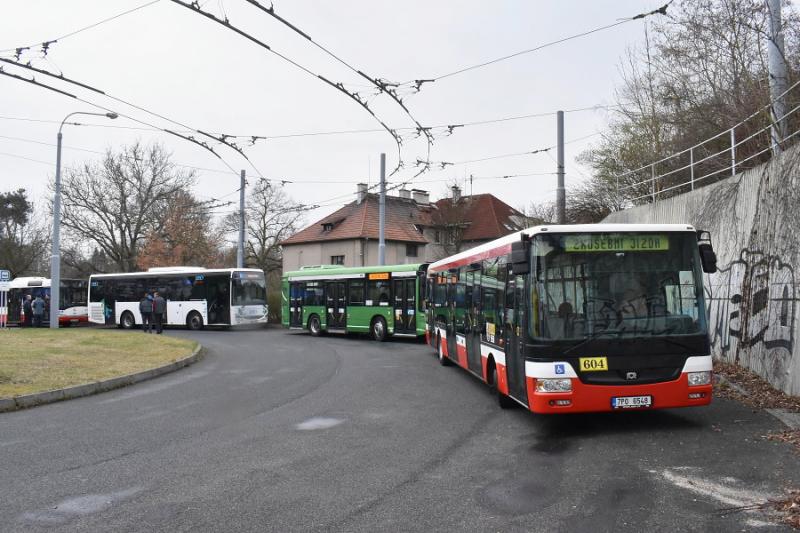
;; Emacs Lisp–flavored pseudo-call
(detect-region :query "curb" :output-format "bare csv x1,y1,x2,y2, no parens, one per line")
717,375,799,430
0,343,203,413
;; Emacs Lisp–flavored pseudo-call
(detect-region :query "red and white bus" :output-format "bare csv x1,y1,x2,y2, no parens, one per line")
425,224,717,414
7,277,89,326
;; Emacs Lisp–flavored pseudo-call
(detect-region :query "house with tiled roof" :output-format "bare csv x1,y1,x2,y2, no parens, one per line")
280,184,526,271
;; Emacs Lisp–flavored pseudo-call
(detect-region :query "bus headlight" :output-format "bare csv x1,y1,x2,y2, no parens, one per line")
687,371,711,386
535,378,572,393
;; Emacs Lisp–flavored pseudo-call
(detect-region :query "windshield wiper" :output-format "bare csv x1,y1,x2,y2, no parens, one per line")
562,329,621,356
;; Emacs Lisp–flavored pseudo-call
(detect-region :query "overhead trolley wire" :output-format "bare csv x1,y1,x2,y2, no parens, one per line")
168,0,405,177
400,2,672,91
0,58,268,181
0,0,162,57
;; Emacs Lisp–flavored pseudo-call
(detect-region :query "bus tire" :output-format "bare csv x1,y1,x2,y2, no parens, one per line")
437,335,450,366
308,315,322,337
371,316,387,342
187,312,204,331
490,363,514,409
120,311,136,330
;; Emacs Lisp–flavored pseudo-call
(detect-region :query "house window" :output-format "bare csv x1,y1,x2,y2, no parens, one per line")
330,255,345,265
433,230,441,243
322,223,334,232
406,244,418,257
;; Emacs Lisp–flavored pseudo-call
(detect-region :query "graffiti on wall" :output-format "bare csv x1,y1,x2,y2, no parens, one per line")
706,249,796,365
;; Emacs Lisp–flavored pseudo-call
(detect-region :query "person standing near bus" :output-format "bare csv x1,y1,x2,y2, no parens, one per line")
139,292,153,333
22,295,33,327
32,295,45,327
152,291,166,334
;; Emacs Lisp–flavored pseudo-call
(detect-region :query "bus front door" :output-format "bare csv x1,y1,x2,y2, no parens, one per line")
393,278,416,335
505,273,528,404
289,283,304,328
326,282,346,330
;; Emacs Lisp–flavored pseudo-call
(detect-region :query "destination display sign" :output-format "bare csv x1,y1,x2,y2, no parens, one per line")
564,234,669,253
368,272,390,280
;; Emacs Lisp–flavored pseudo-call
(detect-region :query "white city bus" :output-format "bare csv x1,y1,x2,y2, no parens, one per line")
88,267,268,329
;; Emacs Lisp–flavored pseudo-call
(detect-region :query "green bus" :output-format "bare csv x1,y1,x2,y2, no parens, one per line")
282,263,428,341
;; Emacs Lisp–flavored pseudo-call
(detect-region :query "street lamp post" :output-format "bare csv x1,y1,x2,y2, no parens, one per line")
50,111,118,328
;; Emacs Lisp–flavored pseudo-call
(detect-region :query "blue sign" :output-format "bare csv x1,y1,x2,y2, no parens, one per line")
0,270,9,281
554,364,565,375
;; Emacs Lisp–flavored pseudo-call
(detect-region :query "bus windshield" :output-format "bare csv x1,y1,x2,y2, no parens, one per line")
232,271,267,306
530,232,707,341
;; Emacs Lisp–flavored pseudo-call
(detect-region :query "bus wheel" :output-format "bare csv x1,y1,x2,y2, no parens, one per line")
491,364,514,409
437,336,450,366
187,312,204,331
371,317,387,342
120,311,136,330
309,315,322,337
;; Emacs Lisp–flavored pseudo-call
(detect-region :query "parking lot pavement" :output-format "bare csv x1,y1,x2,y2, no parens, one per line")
0,327,797,532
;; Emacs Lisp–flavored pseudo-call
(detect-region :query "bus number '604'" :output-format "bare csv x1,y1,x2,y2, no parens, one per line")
579,357,608,372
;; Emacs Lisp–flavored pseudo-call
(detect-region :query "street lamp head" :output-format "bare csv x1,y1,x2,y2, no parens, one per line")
105,112,119,119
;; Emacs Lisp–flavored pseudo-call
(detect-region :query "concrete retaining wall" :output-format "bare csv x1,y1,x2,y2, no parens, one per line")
604,146,800,396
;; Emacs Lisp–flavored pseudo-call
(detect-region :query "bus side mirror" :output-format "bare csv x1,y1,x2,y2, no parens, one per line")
699,243,717,273
510,240,530,275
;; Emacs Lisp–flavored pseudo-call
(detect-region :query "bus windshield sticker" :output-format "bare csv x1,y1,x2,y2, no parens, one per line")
555,364,565,375
564,234,669,252
368,272,390,280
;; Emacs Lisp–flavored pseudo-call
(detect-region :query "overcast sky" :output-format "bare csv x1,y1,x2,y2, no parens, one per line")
1,0,656,224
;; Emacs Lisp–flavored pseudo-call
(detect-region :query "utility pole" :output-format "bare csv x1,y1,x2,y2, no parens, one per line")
378,153,386,266
767,0,787,154
556,110,565,224
237,170,245,268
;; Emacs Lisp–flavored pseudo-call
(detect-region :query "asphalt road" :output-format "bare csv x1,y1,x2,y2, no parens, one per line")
1,326,798,532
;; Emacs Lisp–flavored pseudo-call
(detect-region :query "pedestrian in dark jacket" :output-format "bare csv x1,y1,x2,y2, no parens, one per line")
32,295,45,327
152,292,166,334
22,295,33,327
139,293,153,333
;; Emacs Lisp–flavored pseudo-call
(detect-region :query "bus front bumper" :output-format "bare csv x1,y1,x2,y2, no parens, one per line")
526,373,712,414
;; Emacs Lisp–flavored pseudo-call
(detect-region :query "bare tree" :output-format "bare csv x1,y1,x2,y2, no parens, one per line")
224,179,305,276
138,190,225,269
580,0,800,209
0,188,49,277
58,142,195,272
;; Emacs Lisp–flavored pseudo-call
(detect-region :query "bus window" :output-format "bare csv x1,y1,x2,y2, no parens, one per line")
304,282,324,306
367,280,390,306
348,280,365,305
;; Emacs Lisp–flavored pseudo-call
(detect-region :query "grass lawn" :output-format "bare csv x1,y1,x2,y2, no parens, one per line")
0,328,198,398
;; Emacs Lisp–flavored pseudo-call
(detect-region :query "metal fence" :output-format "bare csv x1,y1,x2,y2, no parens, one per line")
614,77,800,204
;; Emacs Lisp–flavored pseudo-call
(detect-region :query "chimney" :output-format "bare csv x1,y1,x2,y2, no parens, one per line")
412,189,429,204
398,187,411,199
356,182,368,204
451,185,461,203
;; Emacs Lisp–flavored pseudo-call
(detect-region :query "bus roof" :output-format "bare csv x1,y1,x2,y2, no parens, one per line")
8,277,86,289
284,263,426,280
428,223,697,273
89,268,264,279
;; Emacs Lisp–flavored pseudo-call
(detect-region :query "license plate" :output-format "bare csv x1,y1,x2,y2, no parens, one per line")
579,356,608,372
612,395,652,409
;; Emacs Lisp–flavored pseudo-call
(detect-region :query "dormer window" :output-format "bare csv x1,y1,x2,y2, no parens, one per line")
322,223,334,232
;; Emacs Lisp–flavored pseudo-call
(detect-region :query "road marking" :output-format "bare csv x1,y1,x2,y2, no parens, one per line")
295,417,344,430
651,467,777,513
19,487,143,525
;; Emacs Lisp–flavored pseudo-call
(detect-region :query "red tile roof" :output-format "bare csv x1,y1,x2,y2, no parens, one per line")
281,194,430,245
433,194,523,241
281,192,522,246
